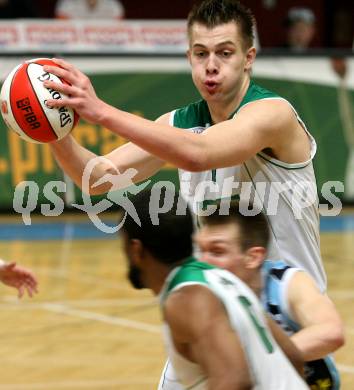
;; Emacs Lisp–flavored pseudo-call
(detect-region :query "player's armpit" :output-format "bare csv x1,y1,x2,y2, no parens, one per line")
164,285,253,390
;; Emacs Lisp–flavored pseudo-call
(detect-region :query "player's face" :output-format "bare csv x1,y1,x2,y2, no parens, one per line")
188,22,254,104
127,263,145,289
195,223,249,282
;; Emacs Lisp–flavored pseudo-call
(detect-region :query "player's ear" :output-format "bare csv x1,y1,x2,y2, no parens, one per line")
186,49,192,65
129,239,144,265
244,246,265,269
244,46,256,72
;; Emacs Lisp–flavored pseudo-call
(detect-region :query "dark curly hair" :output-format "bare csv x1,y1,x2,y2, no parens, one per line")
122,188,194,265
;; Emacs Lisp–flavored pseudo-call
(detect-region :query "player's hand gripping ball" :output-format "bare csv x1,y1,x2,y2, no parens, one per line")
0,58,79,143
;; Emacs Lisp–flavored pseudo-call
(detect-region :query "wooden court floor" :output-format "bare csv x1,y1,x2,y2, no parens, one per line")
0,213,353,389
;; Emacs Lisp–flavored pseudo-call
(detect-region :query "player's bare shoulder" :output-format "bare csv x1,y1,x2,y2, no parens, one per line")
164,285,225,338
155,112,173,125
235,98,311,163
163,284,211,321
237,98,300,134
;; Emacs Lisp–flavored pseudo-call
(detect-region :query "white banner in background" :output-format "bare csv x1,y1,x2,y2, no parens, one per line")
0,19,188,54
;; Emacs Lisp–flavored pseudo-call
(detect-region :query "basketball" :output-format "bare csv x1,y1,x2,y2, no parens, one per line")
0,58,79,143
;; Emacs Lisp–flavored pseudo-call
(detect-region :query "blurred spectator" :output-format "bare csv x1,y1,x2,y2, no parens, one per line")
55,0,125,20
283,7,316,52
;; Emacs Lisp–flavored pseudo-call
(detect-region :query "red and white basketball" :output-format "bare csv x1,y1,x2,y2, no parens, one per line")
0,58,79,143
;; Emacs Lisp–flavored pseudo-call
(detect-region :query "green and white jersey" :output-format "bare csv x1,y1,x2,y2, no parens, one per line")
159,259,308,390
170,80,325,292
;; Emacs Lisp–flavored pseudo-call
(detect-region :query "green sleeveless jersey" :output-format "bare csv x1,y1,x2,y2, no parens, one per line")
173,81,279,129
159,258,308,390
169,80,325,292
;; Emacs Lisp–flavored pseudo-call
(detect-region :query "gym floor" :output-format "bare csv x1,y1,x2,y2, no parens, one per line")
0,211,353,389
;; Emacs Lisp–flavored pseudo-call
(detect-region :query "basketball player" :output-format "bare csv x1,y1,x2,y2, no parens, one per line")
122,189,308,389
0,258,38,298
195,201,342,389
45,0,325,291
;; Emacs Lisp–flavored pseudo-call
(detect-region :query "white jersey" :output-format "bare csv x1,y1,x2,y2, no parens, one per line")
159,259,308,390
170,81,326,292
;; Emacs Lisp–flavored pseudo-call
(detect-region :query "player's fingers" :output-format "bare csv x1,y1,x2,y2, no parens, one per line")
43,64,77,86
26,285,33,298
27,276,38,289
27,273,38,283
26,276,39,295
51,57,76,73
42,64,65,77
18,285,24,299
43,80,76,96
45,97,78,109
30,281,39,295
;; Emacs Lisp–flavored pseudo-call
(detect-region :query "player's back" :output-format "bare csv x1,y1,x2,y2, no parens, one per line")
160,259,308,389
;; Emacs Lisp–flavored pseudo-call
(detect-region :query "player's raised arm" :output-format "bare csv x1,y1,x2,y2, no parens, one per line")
94,99,291,171
49,113,168,195
44,59,309,172
164,285,253,390
287,271,345,361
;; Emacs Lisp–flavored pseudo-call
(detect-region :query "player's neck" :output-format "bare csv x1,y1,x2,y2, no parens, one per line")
149,263,178,295
248,272,263,298
208,77,250,124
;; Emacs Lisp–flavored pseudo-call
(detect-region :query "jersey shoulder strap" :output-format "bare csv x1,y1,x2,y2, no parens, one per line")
172,100,212,129
233,80,280,116
172,81,281,126
160,258,215,303
262,260,302,331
